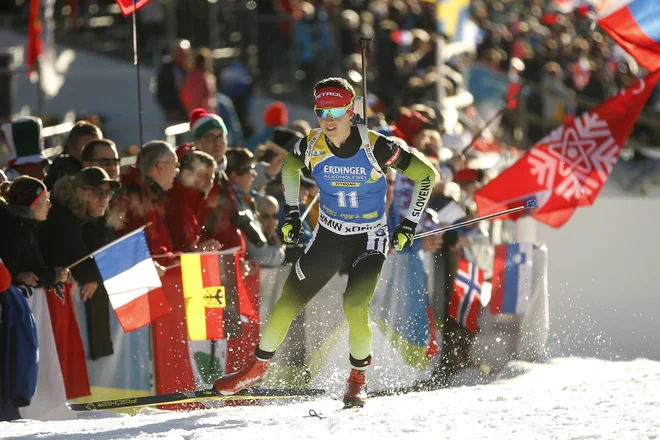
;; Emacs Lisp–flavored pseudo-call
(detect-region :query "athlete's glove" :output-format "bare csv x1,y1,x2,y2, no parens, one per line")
281,205,303,244
392,218,417,251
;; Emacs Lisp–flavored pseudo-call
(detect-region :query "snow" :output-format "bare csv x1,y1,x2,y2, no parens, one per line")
3,357,659,440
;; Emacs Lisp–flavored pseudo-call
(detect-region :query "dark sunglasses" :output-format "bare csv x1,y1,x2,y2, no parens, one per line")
260,213,279,220
83,186,115,198
91,158,120,166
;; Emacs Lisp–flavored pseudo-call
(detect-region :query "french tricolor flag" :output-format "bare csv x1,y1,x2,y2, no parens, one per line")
597,0,660,72
94,227,171,332
490,243,534,315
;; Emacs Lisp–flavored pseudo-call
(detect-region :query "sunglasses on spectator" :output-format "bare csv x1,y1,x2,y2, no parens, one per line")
236,164,256,175
260,213,279,220
91,158,120,166
83,186,115,198
314,104,352,119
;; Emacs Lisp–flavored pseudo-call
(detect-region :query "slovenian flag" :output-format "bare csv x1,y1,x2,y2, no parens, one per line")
490,243,534,315
94,227,171,332
597,0,660,72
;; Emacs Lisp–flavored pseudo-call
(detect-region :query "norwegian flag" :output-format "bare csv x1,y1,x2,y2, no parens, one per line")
115,0,151,17
448,259,484,333
474,70,660,228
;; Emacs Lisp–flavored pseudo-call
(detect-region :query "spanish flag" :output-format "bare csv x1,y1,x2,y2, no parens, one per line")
181,251,252,340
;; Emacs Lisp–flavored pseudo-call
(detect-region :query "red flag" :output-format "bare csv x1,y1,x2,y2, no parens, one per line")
26,0,42,74
44,284,91,399
475,70,660,228
597,0,660,73
115,0,151,17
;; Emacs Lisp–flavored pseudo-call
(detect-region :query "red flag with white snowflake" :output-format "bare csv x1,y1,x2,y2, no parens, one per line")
474,70,660,228
115,0,151,17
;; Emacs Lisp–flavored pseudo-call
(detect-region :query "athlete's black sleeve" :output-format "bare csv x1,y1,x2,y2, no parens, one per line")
372,134,413,171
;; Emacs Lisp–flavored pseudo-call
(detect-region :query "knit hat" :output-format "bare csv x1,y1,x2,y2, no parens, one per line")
189,108,227,140
1,116,47,166
263,101,288,127
393,111,431,146
8,176,48,208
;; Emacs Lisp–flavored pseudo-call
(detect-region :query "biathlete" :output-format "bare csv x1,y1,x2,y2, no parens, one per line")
214,77,437,407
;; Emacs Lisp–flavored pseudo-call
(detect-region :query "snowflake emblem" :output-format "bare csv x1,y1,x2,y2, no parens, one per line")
527,112,619,202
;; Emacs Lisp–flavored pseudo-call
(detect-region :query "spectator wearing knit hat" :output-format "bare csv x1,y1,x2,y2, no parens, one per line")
1,117,50,182
0,176,70,289
190,108,229,171
186,109,246,255
245,101,288,153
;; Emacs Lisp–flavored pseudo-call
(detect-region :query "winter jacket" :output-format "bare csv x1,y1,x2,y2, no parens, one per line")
0,202,59,288
165,178,206,252
38,176,114,359
197,174,246,254
109,166,175,266
38,176,102,284
0,284,38,418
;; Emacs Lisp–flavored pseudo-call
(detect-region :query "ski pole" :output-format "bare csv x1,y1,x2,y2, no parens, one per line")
301,193,319,221
358,36,373,124
414,199,537,239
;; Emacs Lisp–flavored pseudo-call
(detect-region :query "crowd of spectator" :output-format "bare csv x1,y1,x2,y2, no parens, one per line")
3,0,660,422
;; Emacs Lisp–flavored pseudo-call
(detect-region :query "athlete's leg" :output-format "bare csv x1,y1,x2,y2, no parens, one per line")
259,227,345,353
342,250,386,362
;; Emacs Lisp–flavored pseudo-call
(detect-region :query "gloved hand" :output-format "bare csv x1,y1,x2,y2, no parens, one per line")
281,205,302,244
392,218,417,251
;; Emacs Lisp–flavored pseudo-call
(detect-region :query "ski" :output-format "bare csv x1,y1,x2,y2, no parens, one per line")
66,387,326,411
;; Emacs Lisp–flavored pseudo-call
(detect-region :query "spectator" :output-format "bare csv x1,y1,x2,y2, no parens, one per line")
225,148,283,268
180,48,217,115
81,139,120,180
187,109,246,254
44,120,102,190
156,39,191,123
0,176,70,288
109,141,178,271
1,117,51,182
38,167,120,360
166,149,221,253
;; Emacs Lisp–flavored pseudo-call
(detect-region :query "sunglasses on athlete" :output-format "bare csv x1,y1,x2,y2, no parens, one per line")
314,103,353,119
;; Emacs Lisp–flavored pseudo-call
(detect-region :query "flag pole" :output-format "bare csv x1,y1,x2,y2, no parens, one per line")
132,1,145,148
414,200,537,239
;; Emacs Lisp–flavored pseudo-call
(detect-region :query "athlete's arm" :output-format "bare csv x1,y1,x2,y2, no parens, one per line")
371,134,437,222
281,137,307,207
280,137,308,243
398,152,438,223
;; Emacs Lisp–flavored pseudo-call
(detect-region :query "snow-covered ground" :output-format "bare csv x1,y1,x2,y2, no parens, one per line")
3,357,659,440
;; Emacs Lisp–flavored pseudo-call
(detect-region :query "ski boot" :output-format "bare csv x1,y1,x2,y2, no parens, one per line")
343,355,371,408
213,358,271,396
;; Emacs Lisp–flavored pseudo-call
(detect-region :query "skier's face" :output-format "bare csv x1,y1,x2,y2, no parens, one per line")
317,110,353,144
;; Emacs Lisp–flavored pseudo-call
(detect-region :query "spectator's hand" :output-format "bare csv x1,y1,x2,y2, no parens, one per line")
154,262,167,277
16,272,38,287
421,234,443,252
81,281,98,302
195,239,222,252
56,267,70,284
281,205,302,244
450,154,466,173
